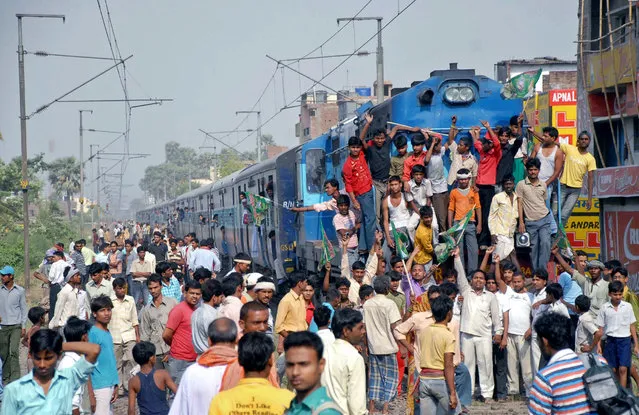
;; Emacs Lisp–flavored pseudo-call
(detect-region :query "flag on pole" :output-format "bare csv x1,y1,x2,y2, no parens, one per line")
554,226,574,259
243,192,271,226
435,206,474,263
500,69,542,100
391,221,410,260
318,222,338,271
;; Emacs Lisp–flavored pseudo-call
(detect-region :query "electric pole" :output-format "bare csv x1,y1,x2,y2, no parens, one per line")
79,109,92,238
337,16,384,103
17,13,65,290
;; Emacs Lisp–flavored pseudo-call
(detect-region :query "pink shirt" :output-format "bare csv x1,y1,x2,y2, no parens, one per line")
333,210,359,249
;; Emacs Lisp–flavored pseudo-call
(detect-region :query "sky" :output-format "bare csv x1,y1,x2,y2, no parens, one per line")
0,0,579,209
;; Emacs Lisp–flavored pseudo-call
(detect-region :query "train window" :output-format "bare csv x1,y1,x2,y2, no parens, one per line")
305,149,326,193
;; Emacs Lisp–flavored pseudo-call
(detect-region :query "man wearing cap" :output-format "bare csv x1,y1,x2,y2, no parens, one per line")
225,252,252,278
0,265,27,384
254,277,277,338
33,250,71,320
243,273,262,302
342,135,376,253
553,252,609,319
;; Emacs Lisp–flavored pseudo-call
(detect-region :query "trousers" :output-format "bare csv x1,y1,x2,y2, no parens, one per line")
168,356,194,385
559,184,582,226
419,378,459,415
477,185,495,247
493,344,508,399
507,334,533,395
93,386,114,415
461,333,494,397
0,324,22,383
372,179,388,225
432,192,450,232
114,340,135,390
49,283,62,321
455,221,478,273
525,213,552,271
356,188,377,251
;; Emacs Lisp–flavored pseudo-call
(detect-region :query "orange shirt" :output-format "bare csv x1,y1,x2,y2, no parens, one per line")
448,187,479,222
402,151,427,182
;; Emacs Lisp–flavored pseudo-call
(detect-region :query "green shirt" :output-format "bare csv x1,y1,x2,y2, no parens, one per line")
285,387,341,415
387,291,406,315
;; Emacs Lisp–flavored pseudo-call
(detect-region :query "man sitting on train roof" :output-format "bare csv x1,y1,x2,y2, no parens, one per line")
224,253,252,278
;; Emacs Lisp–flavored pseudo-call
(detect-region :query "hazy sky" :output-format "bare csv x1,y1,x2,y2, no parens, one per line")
0,0,578,208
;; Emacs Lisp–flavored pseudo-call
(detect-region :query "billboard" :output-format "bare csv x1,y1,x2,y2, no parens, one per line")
604,207,639,292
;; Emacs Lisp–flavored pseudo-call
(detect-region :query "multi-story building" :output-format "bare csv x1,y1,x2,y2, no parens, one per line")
578,0,639,287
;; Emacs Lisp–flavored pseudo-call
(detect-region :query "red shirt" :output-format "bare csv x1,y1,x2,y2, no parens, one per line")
305,302,315,326
166,301,197,361
402,151,427,182
342,152,373,196
473,133,502,185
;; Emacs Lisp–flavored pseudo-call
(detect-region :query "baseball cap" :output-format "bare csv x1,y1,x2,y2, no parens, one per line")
0,265,15,275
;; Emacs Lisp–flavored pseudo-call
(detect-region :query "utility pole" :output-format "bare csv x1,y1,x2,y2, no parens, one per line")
337,16,384,103
235,111,262,162
79,109,92,238
17,13,65,290
89,144,99,228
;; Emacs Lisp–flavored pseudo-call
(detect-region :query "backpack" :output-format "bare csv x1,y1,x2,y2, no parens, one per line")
579,353,639,415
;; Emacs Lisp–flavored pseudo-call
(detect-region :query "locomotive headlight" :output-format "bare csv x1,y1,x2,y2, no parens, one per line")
459,87,474,102
443,85,476,104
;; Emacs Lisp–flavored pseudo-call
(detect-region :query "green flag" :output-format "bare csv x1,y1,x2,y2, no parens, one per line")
243,192,271,226
554,226,574,259
500,69,542,100
435,206,474,263
318,222,338,271
391,221,410,260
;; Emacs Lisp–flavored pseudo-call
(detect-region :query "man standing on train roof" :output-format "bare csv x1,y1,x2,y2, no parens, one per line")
358,112,421,224
342,136,376,255
225,252,252,278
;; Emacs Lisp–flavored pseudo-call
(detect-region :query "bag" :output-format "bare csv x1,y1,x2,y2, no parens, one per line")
579,353,639,415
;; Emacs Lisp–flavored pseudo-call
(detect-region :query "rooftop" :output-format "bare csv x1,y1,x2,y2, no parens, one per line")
496,57,577,65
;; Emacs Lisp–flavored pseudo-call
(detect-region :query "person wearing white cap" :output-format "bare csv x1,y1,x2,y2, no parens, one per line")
49,268,82,332
243,273,263,302
224,253,252,278
254,277,277,337
0,265,27,384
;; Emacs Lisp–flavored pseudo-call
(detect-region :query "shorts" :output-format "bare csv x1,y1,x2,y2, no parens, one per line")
603,336,632,369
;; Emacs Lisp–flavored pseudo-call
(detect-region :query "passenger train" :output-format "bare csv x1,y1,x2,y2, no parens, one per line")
137,64,523,279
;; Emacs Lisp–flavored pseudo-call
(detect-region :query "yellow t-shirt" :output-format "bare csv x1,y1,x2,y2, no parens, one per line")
560,143,596,188
208,378,295,415
418,323,456,379
414,223,433,265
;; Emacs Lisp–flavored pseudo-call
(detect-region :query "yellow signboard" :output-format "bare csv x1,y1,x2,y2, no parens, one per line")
587,42,637,91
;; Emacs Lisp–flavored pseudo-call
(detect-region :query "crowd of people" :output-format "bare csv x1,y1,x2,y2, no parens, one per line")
0,112,630,415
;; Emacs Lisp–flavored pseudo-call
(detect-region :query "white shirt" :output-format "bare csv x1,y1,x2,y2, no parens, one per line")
575,312,598,352
169,363,226,415
317,328,336,351
548,301,570,318
595,301,637,338
48,260,71,285
508,289,533,336
405,178,433,207
532,287,548,326
427,152,449,194
49,283,79,329
57,352,84,410
77,289,89,320
188,248,221,273
321,339,367,415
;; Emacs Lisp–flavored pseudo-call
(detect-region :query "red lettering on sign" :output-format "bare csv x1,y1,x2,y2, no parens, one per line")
587,231,600,248
556,112,576,128
567,232,585,248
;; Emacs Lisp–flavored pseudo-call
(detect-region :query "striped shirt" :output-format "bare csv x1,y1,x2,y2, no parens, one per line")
528,348,605,415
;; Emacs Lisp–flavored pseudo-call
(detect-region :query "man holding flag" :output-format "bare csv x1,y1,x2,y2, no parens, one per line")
448,168,482,272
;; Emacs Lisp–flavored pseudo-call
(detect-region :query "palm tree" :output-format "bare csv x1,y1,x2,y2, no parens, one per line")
47,157,81,219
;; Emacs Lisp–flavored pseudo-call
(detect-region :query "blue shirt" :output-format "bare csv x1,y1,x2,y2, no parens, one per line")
147,276,181,304
88,326,119,390
0,283,28,328
0,356,94,415
309,303,334,333
285,386,341,415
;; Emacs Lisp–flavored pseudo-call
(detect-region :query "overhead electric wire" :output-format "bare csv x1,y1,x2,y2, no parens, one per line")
232,0,417,149
203,0,374,147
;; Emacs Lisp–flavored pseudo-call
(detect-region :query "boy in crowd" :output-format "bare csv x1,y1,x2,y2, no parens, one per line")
88,295,120,415
448,168,481,272
333,194,360,267
447,116,478,188
413,206,435,270
404,166,434,236
574,295,598,354
60,316,93,415
0,329,100,415
384,175,418,244
389,134,409,178
23,306,46,372
417,295,458,414
110,277,140,394
585,281,639,388
127,341,177,415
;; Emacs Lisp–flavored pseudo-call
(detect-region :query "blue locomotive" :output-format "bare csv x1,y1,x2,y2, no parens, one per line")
137,63,522,278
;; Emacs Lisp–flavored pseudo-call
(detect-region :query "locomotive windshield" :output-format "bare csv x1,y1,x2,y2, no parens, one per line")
305,149,326,193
